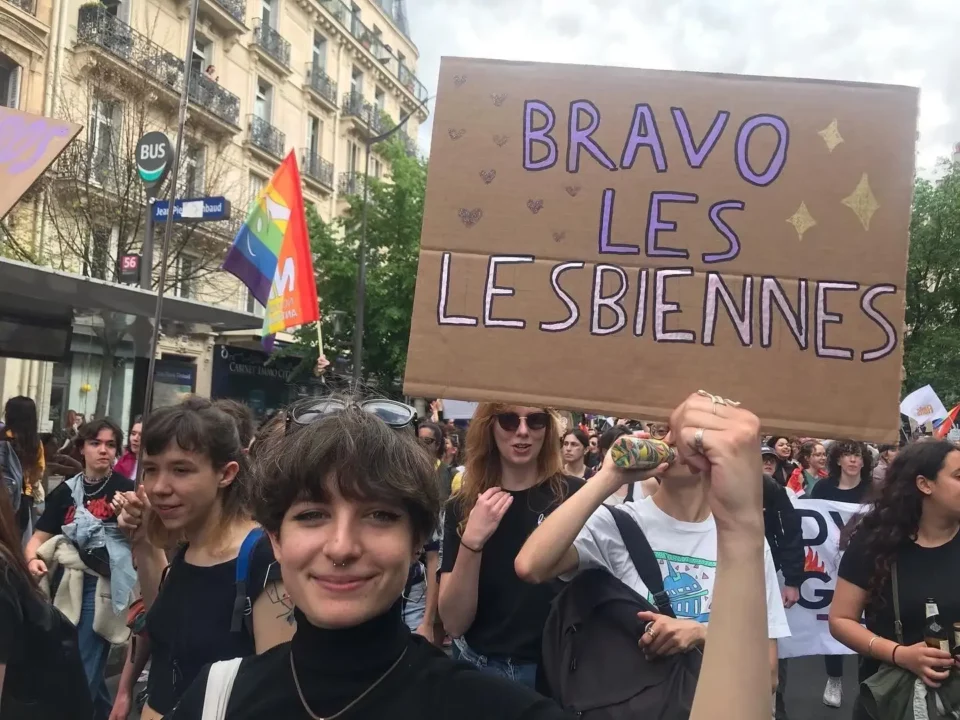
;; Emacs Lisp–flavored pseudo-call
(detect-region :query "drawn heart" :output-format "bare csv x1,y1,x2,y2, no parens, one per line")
458,208,483,228
493,134,509,147
490,93,507,107
448,128,466,141
564,185,581,197
479,169,496,184
552,231,566,242
454,74,467,88
527,199,544,214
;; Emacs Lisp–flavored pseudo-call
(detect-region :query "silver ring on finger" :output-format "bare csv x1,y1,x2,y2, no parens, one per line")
694,427,706,454
723,397,741,407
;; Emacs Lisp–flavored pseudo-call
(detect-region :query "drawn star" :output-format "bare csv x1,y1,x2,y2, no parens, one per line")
786,202,817,241
841,173,880,231
818,119,844,152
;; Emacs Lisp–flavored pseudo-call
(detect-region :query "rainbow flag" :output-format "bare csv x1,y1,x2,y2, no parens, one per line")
222,151,319,348
935,403,960,439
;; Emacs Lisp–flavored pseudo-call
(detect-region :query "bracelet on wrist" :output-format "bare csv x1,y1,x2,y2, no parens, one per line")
460,539,483,554
891,644,902,667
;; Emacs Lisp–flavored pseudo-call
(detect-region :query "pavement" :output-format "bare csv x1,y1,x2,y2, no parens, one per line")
103,652,860,720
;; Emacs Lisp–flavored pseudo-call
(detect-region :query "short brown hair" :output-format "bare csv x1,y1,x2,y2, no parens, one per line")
251,397,440,542
214,399,256,449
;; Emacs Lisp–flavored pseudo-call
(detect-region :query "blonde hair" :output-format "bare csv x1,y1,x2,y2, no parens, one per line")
455,403,567,531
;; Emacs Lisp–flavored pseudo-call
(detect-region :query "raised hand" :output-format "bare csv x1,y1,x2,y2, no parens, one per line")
461,487,513,550
117,485,150,545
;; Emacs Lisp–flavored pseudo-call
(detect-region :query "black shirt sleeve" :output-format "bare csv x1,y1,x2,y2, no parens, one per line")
439,500,461,574
436,663,575,720
34,481,73,534
772,480,804,587
0,566,25,664
247,533,280,606
838,530,872,590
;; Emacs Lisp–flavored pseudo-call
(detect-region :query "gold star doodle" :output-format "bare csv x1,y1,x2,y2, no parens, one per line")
841,173,879,231
818,119,844,152
786,202,817,241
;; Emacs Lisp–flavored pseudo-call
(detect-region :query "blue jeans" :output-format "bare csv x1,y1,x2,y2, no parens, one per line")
402,579,427,631
456,638,538,690
78,574,112,720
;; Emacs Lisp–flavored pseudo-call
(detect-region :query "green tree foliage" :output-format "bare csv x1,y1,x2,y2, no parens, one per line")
903,161,960,406
288,138,426,394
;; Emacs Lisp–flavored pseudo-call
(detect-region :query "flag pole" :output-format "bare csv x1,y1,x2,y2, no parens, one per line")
316,319,324,355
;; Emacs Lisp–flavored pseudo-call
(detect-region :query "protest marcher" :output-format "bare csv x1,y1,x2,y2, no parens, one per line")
811,439,874,708
438,405,582,688
761,446,780,483
0,480,92,720
871,444,899,487
585,432,602,469
830,440,960,720
114,416,141,481
2,397,44,541
515,395,791,701
113,397,293,720
561,429,594,480
786,441,827,497
24,418,132,720
215,399,257,453
767,437,799,487
167,392,778,720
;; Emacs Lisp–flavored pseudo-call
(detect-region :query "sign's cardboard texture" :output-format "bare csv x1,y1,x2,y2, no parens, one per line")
0,107,83,220
405,57,919,442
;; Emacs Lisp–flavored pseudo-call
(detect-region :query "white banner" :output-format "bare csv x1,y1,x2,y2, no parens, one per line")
777,498,868,659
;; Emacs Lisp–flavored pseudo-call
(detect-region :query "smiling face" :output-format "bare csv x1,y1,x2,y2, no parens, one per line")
809,444,827,472
492,405,547,468
141,443,238,533
269,479,417,629
82,428,119,476
774,438,792,459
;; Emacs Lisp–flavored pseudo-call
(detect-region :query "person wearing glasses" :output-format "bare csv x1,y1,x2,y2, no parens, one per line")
112,397,295,720
436,405,581,688
165,392,776,720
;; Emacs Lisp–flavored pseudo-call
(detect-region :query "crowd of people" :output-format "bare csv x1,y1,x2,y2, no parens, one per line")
0,388,958,720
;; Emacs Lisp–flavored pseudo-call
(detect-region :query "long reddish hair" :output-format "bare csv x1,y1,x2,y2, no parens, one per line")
455,403,566,530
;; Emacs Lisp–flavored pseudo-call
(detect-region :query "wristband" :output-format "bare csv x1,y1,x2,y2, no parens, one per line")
460,540,483,554
892,644,902,667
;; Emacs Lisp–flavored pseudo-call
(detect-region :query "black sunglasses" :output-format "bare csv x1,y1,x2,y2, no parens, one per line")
419,436,438,446
496,412,550,432
286,399,417,435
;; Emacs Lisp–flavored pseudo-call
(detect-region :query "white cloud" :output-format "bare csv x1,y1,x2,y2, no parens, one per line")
407,0,960,173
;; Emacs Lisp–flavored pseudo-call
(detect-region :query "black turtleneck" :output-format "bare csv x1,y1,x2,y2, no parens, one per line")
167,602,571,720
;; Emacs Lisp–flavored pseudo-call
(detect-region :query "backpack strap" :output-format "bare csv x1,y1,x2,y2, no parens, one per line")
230,528,265,634
201,657,243,720
624,482,635,503
603,505,675,618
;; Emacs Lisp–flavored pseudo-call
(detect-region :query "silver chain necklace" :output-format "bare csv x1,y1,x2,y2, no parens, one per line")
289,646,407,720
82,474,109,498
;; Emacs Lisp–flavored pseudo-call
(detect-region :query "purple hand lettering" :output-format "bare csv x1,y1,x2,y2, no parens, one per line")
0,116,73,175
459,208,483,227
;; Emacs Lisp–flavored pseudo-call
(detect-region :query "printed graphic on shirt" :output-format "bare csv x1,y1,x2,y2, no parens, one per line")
653,552,717,622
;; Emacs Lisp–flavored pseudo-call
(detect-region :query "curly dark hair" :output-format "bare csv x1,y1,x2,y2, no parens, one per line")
827,439,873,483
849,440,957,610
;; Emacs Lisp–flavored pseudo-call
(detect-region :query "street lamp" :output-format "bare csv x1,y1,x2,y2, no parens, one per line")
352,94,434,383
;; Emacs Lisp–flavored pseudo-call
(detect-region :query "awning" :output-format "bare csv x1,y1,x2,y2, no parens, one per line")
0,257,262,331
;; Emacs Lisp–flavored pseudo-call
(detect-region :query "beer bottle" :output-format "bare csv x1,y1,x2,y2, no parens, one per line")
953,623,960,657
924,598,950,652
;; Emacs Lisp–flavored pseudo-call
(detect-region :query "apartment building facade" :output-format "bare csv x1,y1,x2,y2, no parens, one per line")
0,0,427,428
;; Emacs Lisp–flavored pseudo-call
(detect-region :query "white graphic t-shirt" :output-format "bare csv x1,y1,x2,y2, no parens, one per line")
566,496,791,639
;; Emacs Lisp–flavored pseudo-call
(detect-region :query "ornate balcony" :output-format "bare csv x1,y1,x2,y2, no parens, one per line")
75,5,240,132
304,61,337,112
247,114,285,161
338,171,362,196
195,0,246,37
301,149,334,192
252,19,291,74
5,0,35,14
341,91,391,139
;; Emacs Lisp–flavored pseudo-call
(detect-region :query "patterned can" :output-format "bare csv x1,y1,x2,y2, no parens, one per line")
609,436,677,470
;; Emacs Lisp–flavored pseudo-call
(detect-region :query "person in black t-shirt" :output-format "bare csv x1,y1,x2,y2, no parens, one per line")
113,397,293,720
439,404,583,689
24,417,129,720
167,391,778,720
830,440,960,720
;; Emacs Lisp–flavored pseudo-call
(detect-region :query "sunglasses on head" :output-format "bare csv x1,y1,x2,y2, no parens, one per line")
419,435,438,446
286,398,417,435
496,412,550,432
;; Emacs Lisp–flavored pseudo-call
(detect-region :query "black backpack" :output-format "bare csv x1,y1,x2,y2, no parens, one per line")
541,505,701,720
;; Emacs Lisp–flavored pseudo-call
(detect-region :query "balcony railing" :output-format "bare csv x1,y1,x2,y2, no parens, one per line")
76,5,240,128
54,138,138,194
371,0,409,39
248,115,285,159
397,128,417,157
342,92,391,136
6,0,35,14
211,0,245,25
317,0,429,105
338,171,362,196
252,19,291,69
301,149,333,189
305,62,337,107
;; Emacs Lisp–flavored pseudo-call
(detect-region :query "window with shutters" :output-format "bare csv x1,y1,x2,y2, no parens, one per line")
0,55,21,109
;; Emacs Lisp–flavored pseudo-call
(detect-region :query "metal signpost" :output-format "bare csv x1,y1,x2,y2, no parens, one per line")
135,131,174,291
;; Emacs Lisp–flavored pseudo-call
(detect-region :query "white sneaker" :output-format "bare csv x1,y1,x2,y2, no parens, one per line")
822,677,842,708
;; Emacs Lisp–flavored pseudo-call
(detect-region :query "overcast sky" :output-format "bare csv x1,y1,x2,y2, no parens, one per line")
406,0,960,174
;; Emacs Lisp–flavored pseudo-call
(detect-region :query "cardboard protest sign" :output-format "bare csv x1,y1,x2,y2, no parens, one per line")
404,57,918,441
0,107,83,219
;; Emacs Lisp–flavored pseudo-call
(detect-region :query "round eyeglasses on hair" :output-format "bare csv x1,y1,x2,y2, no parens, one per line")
286,398,417,435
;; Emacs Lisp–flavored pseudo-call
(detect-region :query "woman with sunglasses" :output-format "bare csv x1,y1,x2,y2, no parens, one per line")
113,397,294,720
437,405,580,688
166,392,775,720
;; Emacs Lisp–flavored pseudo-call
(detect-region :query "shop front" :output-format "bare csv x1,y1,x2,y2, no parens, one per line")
210,345,323,419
